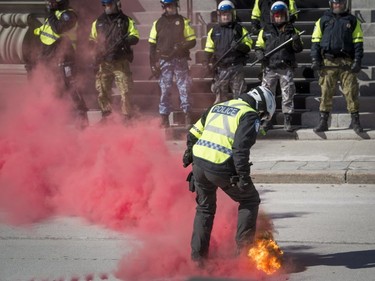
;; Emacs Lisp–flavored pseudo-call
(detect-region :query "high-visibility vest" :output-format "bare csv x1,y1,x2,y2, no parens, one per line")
34,9,77,49
191,100,256,164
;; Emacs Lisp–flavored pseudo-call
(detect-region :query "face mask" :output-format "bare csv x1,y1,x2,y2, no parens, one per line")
104,4,117,14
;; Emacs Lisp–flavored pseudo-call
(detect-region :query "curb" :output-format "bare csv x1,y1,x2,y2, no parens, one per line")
252,170,375,184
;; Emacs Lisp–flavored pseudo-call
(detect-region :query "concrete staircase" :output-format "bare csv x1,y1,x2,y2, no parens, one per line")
0,0,374,139
124,0,375,140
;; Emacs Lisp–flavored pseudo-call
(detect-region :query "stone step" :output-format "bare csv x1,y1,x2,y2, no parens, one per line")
301,111,375,128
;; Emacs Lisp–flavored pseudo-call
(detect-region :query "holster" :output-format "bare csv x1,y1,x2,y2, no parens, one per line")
186,171,195,193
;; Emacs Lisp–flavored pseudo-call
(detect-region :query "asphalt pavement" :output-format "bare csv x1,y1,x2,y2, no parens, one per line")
1,184,374,281
1,120,375,280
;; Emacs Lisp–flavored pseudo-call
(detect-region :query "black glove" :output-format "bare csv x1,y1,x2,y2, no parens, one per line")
235,42,250,54
202,63,213,77
350,59,361,73
290,14,297,23
291,33,300,42
255,49,265,61
311,58,322,71
174,42,184,51
237,175,254,192
182,148,193,168
249,19,261,35
150,64,161,78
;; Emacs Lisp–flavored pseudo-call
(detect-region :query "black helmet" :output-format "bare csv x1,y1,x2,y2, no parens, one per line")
160,0,179,9
329,0,348,14
101,0,121,14
239,86,276,121
47,0,69,11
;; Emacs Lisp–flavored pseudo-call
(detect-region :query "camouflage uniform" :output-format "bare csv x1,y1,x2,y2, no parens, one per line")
90,9,139,120
148,10,196,127
204,21,252,104
311,4,364,133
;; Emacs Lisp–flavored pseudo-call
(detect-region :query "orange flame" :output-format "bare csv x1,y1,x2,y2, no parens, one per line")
248,231,283,275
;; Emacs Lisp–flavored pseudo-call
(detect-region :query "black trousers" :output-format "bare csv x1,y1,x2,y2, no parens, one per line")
191,164,260,260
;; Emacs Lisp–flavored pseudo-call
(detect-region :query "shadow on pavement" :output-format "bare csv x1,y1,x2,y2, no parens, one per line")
283,247,375,273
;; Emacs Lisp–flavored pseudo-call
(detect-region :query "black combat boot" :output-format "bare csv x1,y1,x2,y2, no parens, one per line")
261,119,273,132
350,112,363,133
284,113,293,132
313,111,329,132
160,114,170,128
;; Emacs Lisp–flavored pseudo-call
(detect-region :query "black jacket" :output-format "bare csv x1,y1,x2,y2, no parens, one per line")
258,23,303,69
311,10,364,61
95,11,138,62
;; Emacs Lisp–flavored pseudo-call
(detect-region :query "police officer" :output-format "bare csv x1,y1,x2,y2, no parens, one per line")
33,0,89,129
250,0,298,34
148,0,196,128
89,0,139,123
182,86,276,266
311,0,364,133
255,1,303,132
203,0,252,104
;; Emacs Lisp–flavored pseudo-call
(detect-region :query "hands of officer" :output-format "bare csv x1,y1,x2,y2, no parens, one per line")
150,64,161,78
237,175,255,192
202,62,213,77
255,49,265,61
291,33,300,42
311,58,322,71
182,148,193,168
249,19,261,35
350,59,362,73
290,14,297,23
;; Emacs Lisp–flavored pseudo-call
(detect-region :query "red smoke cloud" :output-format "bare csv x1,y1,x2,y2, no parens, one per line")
0,68,285,280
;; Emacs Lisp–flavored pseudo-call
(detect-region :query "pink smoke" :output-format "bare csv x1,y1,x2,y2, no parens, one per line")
0,65,285,280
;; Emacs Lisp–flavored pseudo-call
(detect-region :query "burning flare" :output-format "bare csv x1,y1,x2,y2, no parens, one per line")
248,231,283,275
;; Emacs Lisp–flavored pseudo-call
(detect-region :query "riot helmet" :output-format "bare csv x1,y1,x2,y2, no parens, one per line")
239,86,276,121
160,0,179,15
47,0,69,11
217,0,236,25
101,0,121,14
329,0,348,14
270,1,289,26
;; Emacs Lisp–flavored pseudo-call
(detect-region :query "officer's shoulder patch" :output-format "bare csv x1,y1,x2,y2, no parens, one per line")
255,119,260,133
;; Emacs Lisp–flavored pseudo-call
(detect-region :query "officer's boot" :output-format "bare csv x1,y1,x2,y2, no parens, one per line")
313,111,329,132
185,112,192,129
350,112,363,133
284,113,293,132
160,114,170,128
77,110,89,130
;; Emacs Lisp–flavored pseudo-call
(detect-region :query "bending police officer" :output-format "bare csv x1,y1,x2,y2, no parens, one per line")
148,0,197,128
90,0,139,123
182,86,276,266
311,0,364,133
